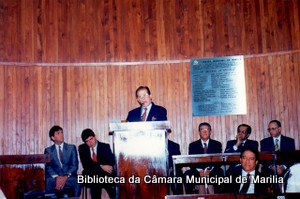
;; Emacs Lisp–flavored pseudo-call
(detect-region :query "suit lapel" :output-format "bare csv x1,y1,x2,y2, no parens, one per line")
62,144,70,165
51,145,61,167
147,103,159,121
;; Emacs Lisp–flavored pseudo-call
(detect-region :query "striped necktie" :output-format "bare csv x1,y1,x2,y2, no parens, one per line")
274,138,279,151
141,108,147,121
59,145,63,164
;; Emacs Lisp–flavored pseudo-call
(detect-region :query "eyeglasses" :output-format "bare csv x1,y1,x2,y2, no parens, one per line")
237,130,247,134
200,128,210,132
267,127,278,132
137,93,149,99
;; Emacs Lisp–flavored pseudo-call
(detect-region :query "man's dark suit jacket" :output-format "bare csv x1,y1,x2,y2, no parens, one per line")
78,141,115,176
260,135,295,152
224,139,259,153
188,138,222,170
126,102,167,122
44,142,79,178
189,139,222,155
44,142,80,196
226,165,267,194
184,139,223,194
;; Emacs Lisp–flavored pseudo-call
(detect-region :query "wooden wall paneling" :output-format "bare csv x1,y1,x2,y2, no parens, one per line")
20,0,34,62
214,0,229,56
289,0,300,50
179,62,192,154
0,66,4,154
62,67,75,144
107,65,119,122
256,57,269,139
44,0,59,62
35,66,47,154
245,58,260,142
190,0,202,58
242,0,259,54
156,0,166,60
277,55,290,136
6,67,17,154
57,0,70,63
283,55,297,140
163,0,177,60
202,0,217,57
1,0,300,62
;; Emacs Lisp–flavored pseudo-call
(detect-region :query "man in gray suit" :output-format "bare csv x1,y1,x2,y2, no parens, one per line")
44,125,81,197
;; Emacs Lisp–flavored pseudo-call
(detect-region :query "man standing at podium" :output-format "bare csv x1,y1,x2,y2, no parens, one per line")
126,86,167,122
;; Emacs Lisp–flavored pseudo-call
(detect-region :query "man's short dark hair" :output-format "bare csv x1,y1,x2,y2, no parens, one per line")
240,146,259,161
49,125,63,140
81,128,96,142
269,120,281,128
237,124,252,135
135,86,151,98
198,122,211,131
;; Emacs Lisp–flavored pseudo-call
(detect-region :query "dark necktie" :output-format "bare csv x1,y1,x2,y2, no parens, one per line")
274,138,279,151
92,148,98,162
240,173,250,194
141,108,147,121
203,143,208,154
59,145,63,164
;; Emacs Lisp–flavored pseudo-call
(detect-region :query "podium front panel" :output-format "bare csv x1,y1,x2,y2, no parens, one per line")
113,129,168,199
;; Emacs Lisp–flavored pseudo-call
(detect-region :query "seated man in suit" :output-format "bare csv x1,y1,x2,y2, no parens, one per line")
44,125,81,197
226,146,267,194
260,120,295,193
126,86,167,122
78,128,116,199
224,124,259,174
225,124,258,153
184,122,223,194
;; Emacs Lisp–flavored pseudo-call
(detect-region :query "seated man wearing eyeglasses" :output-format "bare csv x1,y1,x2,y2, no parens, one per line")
225,124,258,153
260,120,295,193
126,86,167,122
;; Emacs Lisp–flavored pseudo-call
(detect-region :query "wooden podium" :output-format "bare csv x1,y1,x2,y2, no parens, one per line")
109,121,170,199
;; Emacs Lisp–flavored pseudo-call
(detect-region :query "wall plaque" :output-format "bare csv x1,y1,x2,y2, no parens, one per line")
190,55,246,116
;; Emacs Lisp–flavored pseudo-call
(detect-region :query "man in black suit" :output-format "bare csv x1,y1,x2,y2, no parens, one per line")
78,129,116,199
260,120,295,193
225,124,258,153
184,122,223,194
260,120,295,174
44,125,81,197
126,86,167,122
226,147,267,194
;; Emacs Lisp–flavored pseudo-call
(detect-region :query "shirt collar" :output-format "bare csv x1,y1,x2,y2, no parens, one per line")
142,102,152,110
273,134,281,143
201,139,210,146
242,169,255,176
90,141,98,153
55,142,64,150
